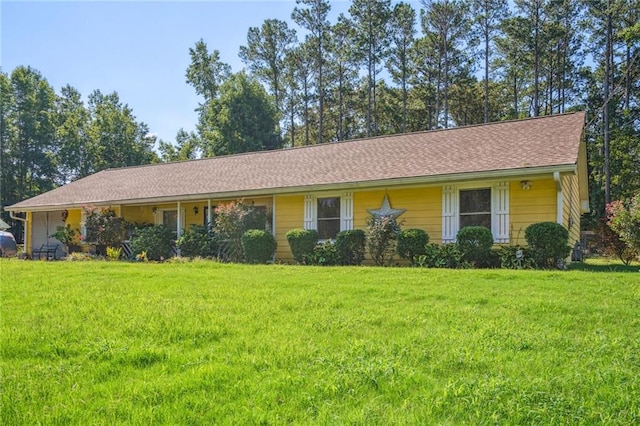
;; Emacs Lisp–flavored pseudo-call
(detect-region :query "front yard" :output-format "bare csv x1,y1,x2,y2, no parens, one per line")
1,260,638,424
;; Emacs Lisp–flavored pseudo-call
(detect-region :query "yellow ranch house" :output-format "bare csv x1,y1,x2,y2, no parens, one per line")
6,112,589,262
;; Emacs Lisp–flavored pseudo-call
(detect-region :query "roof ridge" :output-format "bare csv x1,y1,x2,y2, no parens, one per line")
101,111,584,173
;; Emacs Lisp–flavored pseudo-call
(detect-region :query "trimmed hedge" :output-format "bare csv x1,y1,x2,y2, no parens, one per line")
525,221,571,269
397,229,429,265
456,226,494,267
286,229,318,264
242,229,277,264
335,229,366,266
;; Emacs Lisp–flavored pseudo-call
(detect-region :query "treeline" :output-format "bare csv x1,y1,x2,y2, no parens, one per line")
179,0,639,225
0,66,158,217
1,0,638,234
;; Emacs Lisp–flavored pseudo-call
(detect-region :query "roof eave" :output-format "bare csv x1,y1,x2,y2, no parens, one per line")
4,163,577,212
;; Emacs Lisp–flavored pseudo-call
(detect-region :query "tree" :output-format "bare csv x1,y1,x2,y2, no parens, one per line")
185,39,231,103
386,2,417,132
470,0,509,123
199,72,282,156
350,0,392,136
55,84,91,183
292,0,331,144
158,128,200,162
239,19,297,117
86,90,158,171
420,0,471,128
7,66,57,206
326,13,360,141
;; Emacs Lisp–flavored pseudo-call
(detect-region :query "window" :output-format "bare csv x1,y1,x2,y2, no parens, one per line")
203,206,217,226
163,209,178,236
317,197,340,239
459,189,491,229
304,193,353,239
442,182,510,244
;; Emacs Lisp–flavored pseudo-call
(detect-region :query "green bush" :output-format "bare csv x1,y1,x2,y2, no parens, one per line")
83,206,125,255
130,225,175,261
416,243,468,269
367,215,401,266
497,246,535,269
286,229,318,264
214,200,268,263
397,229,429,265
524,222,571,269
177,224,217,258
306,241,339,266
335,229,366,266
456,226,494,267
242,230,277,264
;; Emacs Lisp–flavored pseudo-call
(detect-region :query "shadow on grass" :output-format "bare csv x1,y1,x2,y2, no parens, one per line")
569,259,640,273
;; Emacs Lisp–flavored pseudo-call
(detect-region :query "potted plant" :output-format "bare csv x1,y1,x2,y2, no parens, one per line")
50,225,81,254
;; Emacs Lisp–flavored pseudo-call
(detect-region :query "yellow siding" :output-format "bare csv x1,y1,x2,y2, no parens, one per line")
562,173,581,245
510,178,557,245
354,187,442,242
275,195,304,261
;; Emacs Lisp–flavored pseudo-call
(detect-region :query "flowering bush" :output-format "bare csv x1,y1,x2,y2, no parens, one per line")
606,195,640,260
366,215,402,266
83,205,125,250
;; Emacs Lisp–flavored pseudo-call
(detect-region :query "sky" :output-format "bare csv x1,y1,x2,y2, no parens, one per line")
1,0,362,144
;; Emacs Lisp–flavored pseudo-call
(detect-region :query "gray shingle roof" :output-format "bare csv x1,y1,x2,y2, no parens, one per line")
8,112,585,210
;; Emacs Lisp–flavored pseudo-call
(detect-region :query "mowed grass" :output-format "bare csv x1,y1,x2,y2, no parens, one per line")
1,260,639,425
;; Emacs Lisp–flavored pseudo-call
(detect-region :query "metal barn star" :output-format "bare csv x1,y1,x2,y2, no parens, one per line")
368,195,406,218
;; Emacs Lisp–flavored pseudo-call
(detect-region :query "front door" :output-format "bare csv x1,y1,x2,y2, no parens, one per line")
162,209,178,237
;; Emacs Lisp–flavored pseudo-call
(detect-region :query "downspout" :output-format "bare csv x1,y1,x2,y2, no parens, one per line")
554,172,563,225
9,211,28,253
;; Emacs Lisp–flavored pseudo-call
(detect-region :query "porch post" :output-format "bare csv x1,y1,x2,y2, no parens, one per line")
176,201,182,239
207,199,212,226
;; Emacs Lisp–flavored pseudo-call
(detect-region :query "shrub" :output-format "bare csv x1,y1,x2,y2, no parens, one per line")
214,200,266,263
130,225,175,261
307,241,339,266
177,224,218,258
607,196,640,258
367,215,401,266
286,229,318,264
456,226,494,267
497,246,535,269
335,230,366,266
416,243,468,269
242,229,277,264
397,229,429,266
524,222,571,269
595,219,638,265
106,246,122,261
83,205,125,254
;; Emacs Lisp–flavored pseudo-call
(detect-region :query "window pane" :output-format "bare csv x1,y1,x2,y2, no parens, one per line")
163,210,178,233
318,219,340,240
460,213,491,229
460,189,491,214
318,197,340,219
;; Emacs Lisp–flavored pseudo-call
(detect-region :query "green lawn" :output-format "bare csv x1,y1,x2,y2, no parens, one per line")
1,260,638,425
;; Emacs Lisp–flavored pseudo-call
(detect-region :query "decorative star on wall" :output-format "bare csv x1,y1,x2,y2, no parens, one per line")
368,195,406,218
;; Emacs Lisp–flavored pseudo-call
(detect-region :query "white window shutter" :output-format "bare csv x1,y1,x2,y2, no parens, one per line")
341,192,354,231
442,185,457,243
492,181,510,243
304,194,316,230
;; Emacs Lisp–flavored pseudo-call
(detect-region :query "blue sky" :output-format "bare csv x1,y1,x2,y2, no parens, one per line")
1,0,358,143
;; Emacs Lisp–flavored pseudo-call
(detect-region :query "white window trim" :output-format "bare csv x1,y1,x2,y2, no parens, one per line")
304,192,354,241
442,181,510,244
